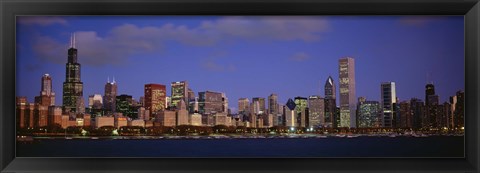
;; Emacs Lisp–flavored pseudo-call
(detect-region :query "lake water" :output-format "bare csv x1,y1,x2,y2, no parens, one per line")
16,136,464,157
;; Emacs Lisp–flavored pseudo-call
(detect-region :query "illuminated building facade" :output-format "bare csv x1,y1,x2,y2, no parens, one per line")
308,95,324,128
144,84,166,115
268,94,278,115
62,33,84,113
171,81,188,108
294,97,308,128
357,98,381,128
324,76,336,128
381,82,396,128
339,57,356,128
198,91,223,115
252,97,266,113
104,79,117,113
35,74,55,107
238,98,249,114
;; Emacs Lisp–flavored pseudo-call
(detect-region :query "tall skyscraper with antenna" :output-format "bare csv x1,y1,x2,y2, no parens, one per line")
339,57,356,128
62,33,84,113
104,76,118,114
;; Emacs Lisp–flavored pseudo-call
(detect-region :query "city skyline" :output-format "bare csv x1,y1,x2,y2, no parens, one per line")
17,16,464,113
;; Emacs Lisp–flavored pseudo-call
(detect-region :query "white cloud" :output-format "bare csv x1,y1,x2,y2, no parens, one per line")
31,17,330,66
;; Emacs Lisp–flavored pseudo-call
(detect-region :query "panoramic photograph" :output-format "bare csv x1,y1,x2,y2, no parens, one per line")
16,16,464,157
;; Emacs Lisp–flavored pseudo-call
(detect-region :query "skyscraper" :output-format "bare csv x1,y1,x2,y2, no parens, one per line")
252,97,266,113
454,90,464,129
357,98,381,128
103,77,118,113
268,94,278,115
308,95,324,128
171,81,188,108
410,98,425,129
238,98,249,114
62,33,84,113
294,97,308,128
35,74,55,107
339,57,356,128
144,84,167,115
324,76,336,128
198,91,223,115
425,83,439,128
115,94,135,119
285,98,296,127
381,82,396,128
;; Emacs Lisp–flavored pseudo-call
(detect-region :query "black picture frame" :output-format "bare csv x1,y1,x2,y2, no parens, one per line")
1,0,479,172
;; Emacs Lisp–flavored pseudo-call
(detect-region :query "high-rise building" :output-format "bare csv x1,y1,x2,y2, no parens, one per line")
238,98,249,114
449,95,457,129
16,97,29,128
198,91,224,115
324,76,336,128
171,81,188,108
268,94,278,115
221,93,229,113
399,101,412,128
357,98,381,128
285,98,296,127
454,90,464,129
187,88,196,113
116,94,136,119
425,83,439,128
252,97,266,113
294,97,308,128
103,78,118,113
176,99,189,126
339,57,356,128
410,98,424,129
62,33,84,113
35,74,55,107
381,82,396,128
308,95,324,128
144,84,167,115
88,94,103,109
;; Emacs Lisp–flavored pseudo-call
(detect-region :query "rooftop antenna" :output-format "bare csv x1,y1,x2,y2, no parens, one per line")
70,33,73,48
113,76,116,83
107,76,110,83
73,32,76,48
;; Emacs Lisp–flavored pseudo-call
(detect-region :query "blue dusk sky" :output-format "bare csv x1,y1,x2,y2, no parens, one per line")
16,16,464,113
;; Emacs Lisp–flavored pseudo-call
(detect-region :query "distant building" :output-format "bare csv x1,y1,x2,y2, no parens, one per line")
88,94,103,109
268,94,278,115
356,98,381,128
214,112,228,126
62,34,84,114
339,57,356,128
324,76,336,128
454,90,464,129
308,95,324,128
144,84,167,114
285,98,296,127
425,83,439,128
410,98,425,129
156,110,176,127
238,98,250,114
48,106,63,126
381,82,396,128
34,105,48,127
116,94,136,119
198,91,223,115
103,78,118,113
176,100,189,126
95,116,114,128
252,97,266,113
115,116,128,128
190,113,202,126
398,101,412,128
294,97,308,128
35,74,55,107
171,81,188,108
128,119,145,127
